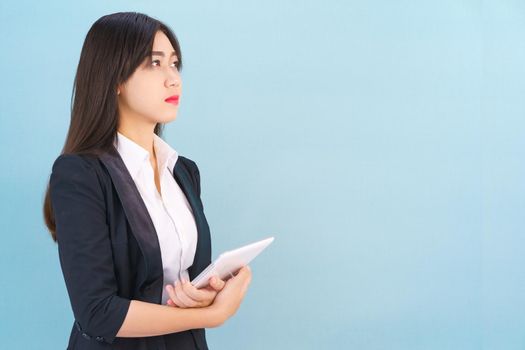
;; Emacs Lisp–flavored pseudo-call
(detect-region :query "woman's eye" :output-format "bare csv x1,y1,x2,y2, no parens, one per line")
151,60,179,68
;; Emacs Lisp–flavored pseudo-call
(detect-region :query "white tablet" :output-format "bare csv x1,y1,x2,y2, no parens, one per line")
190,236,275,289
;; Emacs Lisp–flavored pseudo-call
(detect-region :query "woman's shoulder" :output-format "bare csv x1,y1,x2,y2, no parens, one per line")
176,155,201,194
177,155,199,172
49,153,107,202
51,153,100,174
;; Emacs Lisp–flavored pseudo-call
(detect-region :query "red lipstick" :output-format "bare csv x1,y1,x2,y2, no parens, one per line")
165,95,179,105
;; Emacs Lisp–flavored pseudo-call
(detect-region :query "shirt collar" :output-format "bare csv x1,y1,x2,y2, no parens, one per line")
113,131,178,180
153,133,179,175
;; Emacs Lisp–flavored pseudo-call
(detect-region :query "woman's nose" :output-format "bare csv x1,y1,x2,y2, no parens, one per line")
166,70,181,88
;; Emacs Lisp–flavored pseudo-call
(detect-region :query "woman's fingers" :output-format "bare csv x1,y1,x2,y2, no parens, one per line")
181,279,217,302
166,280,198,308
165,272,242,308
209,276,226,291
237,266,252,294
174,280,200,307
166,282,187,307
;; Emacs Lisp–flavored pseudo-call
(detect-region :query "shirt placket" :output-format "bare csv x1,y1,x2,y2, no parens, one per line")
158,166,186,282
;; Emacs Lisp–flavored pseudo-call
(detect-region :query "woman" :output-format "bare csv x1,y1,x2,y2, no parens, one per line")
42,12,252,350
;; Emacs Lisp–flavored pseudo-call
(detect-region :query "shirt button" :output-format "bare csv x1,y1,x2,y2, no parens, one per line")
95,336,105,342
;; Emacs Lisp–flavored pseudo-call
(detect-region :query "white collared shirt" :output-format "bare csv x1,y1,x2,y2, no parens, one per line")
113,131,198,305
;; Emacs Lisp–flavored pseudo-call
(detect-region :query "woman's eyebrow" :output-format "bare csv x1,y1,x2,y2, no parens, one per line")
151,51,178,58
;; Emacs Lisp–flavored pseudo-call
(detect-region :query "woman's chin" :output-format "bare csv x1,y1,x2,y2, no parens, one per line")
158,112,178,123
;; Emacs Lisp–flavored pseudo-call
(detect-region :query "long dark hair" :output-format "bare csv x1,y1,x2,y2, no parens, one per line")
43,12,183,242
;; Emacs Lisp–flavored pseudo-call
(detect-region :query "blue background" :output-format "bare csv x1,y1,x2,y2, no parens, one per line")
1,1,524,349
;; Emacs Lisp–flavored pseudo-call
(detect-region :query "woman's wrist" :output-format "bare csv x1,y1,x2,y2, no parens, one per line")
203,304,225,328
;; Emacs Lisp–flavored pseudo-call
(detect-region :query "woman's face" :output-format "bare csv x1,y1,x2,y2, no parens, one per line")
117,30,182,127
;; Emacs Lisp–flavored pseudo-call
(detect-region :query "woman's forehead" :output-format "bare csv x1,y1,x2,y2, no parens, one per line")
152,31,176,54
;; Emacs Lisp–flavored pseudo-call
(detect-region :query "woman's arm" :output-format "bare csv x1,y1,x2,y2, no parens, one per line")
116,264,253,337
116,300,221,337
51,155,130,344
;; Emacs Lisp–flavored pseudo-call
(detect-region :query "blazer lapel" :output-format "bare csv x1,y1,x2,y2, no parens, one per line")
173,159,212,280
99,147,163,291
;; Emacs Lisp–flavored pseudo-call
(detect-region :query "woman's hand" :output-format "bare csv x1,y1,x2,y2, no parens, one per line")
209,266,252,326
165,276,226,308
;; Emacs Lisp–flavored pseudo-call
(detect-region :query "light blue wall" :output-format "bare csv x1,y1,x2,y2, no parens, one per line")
1,1,523,349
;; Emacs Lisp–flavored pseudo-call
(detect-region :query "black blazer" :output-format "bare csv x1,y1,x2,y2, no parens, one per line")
49,146,212,350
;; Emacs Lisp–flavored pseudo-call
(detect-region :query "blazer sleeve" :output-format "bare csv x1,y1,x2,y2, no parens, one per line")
49,154,131,345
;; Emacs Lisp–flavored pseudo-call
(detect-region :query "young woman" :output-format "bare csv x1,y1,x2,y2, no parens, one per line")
42,12,251,350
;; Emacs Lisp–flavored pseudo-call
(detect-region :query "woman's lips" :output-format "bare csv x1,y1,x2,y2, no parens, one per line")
165,96,179,105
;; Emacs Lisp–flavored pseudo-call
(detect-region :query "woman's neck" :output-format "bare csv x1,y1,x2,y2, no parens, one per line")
117,125,156,157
